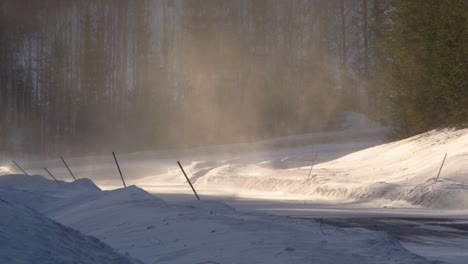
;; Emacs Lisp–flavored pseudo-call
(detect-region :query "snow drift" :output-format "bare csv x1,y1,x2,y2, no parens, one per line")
0,174,432,264
0,198,139,264
192,128,468,209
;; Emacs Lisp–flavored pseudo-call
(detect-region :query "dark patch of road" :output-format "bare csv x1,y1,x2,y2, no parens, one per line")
291,217,468,243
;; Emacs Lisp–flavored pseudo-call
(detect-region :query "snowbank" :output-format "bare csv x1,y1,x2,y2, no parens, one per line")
0,199,139,264
193,128,468,209
0,175,431,264
0,174,100,192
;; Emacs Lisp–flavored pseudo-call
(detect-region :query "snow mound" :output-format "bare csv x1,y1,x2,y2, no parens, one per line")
73,185,166,210
195,128,468,209
45,185,167,225
69,178,101,191
0,199,140,264
0,174,59,191
0,174,100,192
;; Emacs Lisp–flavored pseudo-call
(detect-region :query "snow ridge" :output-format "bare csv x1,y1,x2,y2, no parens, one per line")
0,199,140,264
193,128,468,209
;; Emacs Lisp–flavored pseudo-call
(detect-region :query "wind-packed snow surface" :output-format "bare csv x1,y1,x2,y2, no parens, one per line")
0,192,139,264
0,175,431,264
171,128,468,210
1,114,467,263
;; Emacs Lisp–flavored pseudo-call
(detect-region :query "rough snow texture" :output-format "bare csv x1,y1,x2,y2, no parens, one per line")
1,114,466,263
0,198,139,264
191,128,468,209
0,175,432,264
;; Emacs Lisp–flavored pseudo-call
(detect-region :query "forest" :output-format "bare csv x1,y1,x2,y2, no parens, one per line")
0,0,466,158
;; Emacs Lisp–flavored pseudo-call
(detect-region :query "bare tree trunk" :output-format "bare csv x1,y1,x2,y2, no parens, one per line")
363,0,368,77
340,0,346,77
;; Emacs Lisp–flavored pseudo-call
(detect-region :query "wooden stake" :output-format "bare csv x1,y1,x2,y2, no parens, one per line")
112,152,127,188
177,161,200,200
435,153,447,183
61,157,77,181
44,168,59,183
12,160,28,175
307,152,318,180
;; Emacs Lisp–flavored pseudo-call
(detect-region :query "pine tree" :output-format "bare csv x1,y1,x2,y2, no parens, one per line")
375,0,468,137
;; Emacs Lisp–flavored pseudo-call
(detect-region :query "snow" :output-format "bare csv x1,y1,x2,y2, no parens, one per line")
0,166,10,174
0,176,431,264
1,113,467,263
403,240,468,264
182,128,468,210
0,197,140,264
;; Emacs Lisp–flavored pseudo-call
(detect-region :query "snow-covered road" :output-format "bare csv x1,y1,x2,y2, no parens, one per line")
0,176,435,264
1,114,467,263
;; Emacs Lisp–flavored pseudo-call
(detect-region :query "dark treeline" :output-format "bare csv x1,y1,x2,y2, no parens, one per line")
373,0,468,137
1,0,466,159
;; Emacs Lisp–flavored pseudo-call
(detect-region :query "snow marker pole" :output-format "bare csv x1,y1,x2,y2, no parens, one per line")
61,157,77,181
112,152,127,188
307,152,318,180
44,168,59,183
435,153,447,183
177,161,200,200
12,160,28,175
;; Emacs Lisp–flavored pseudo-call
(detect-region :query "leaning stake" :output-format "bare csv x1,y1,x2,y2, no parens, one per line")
12,160,28,175
177,161,200,200
435,153,447,183
112,152,127,188
44,168,59,183
307,152,318,180
61,157,77,181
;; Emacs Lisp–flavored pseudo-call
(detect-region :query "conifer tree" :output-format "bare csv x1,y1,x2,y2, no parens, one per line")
375,0,468,137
